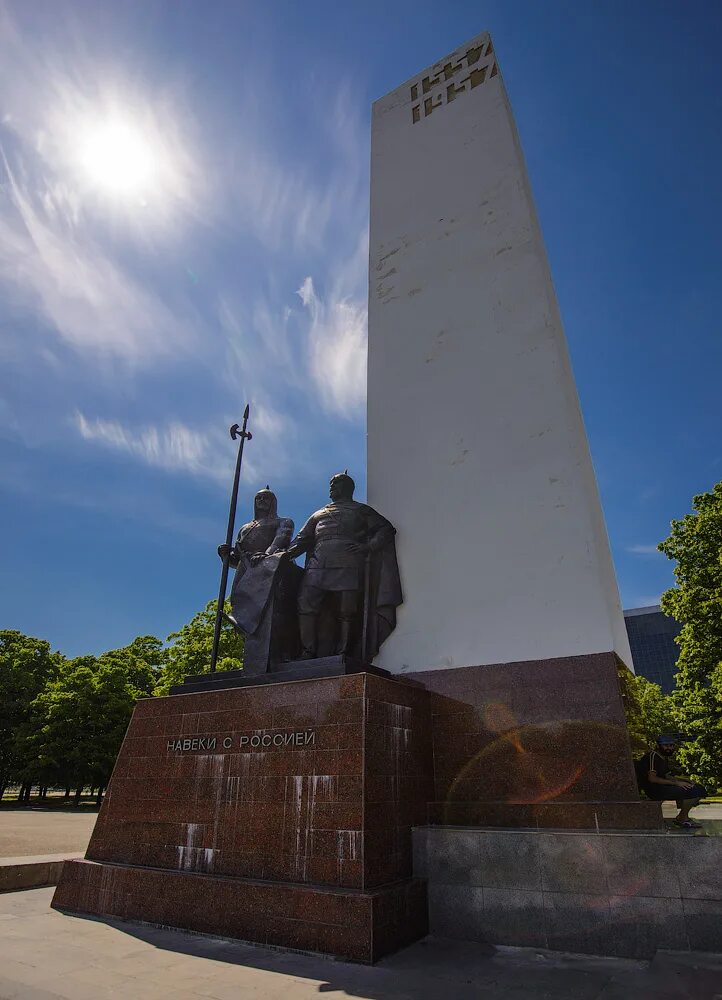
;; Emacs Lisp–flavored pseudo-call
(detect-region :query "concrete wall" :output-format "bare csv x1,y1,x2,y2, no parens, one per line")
367,31,632,673
414,826,722,958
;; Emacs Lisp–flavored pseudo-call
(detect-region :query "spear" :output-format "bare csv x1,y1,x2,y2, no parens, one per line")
209,405,252,673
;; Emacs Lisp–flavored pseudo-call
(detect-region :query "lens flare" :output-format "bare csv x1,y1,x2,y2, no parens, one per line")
441,718,625,809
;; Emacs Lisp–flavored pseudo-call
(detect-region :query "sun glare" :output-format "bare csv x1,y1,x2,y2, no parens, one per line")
77,119,157,197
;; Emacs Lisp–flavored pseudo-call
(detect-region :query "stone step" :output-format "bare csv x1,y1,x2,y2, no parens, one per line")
0,853,84,894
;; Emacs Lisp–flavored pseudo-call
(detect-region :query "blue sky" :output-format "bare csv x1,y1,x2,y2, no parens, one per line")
1,0,720,657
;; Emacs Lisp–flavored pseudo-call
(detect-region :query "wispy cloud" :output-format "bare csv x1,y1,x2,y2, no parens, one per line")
296,228,369,420
1,3,370,525
0,7,206,368
297,275,367,419
73,412,232,484
627,543,661,555
226,83,367,257
0,171,199,365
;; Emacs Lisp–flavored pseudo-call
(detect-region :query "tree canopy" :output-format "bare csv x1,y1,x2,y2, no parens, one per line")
0,631,63,794
0,603,243,798
619,668,679,758
659,479,722,790
155,600,244,695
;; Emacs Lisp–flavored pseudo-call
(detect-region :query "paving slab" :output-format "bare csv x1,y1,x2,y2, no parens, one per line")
2,888,722,999
0,810,97,858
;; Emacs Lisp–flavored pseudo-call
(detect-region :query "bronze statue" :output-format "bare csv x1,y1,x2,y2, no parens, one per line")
218,487,300,673
286,472,402,660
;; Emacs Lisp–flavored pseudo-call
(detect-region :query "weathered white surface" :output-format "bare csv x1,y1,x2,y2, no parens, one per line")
367,31,632,673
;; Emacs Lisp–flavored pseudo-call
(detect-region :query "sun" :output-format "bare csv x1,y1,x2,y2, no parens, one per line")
77,118,157,197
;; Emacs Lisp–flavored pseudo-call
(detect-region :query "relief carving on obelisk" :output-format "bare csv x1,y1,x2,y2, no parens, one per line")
410,36,497,123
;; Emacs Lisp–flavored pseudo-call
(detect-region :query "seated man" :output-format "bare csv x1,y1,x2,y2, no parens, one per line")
636,735,707,828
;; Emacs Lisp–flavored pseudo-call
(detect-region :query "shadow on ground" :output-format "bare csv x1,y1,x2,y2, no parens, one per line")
56,905,722,1000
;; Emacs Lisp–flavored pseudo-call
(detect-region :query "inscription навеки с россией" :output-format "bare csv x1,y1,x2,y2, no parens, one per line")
166,730,316,753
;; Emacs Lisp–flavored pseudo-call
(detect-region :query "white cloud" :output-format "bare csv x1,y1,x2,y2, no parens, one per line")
0,173,198,365
73,412,231,484
296,230,369,420
627,544,661,556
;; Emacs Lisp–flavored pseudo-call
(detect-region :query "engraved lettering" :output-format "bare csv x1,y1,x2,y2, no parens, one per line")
273,734,284,747
424,94,442,117
239,736,249,747
468,66,487,89
250,735,261,748
304,732,315,746
411,39,496,125
165,735,221,753
223,737,233,749
261,734,271,747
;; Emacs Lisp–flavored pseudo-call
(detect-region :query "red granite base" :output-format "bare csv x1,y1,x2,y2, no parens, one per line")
51,654,662,960
51,672,433,962
406,653,662,829
52,859,427,963
52,861,428,963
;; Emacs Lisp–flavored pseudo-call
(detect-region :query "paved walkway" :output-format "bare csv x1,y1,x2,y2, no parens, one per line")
1,888,721,999
0,810,97,858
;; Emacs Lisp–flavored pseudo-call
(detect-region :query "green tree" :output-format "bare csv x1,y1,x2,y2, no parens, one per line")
24,646,156,798
659,480,722,791
155,600,244,695
100,635,166,691
0,631,64,797
619,667,679,757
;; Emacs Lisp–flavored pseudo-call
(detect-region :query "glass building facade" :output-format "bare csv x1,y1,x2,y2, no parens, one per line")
624,606,681,693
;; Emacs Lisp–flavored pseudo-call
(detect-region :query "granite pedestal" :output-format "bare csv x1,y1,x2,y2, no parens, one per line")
409,653,662,831
52,670,432,963
52,648,663,962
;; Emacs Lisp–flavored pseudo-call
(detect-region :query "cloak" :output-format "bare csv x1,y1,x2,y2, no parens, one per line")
363,534,403,660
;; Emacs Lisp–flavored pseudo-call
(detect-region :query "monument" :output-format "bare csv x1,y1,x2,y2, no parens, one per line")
52,30,667,962
366,29,650,830
368,33,630,674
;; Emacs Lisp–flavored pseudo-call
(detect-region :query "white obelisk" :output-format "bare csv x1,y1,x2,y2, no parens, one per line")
366,31,632,674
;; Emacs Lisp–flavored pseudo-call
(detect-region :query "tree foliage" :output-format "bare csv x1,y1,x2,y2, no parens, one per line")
0,604,243,798
24,654,151,790
619,667,679,757
0,631,63,790
155,600,244,695
659,480,722,791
